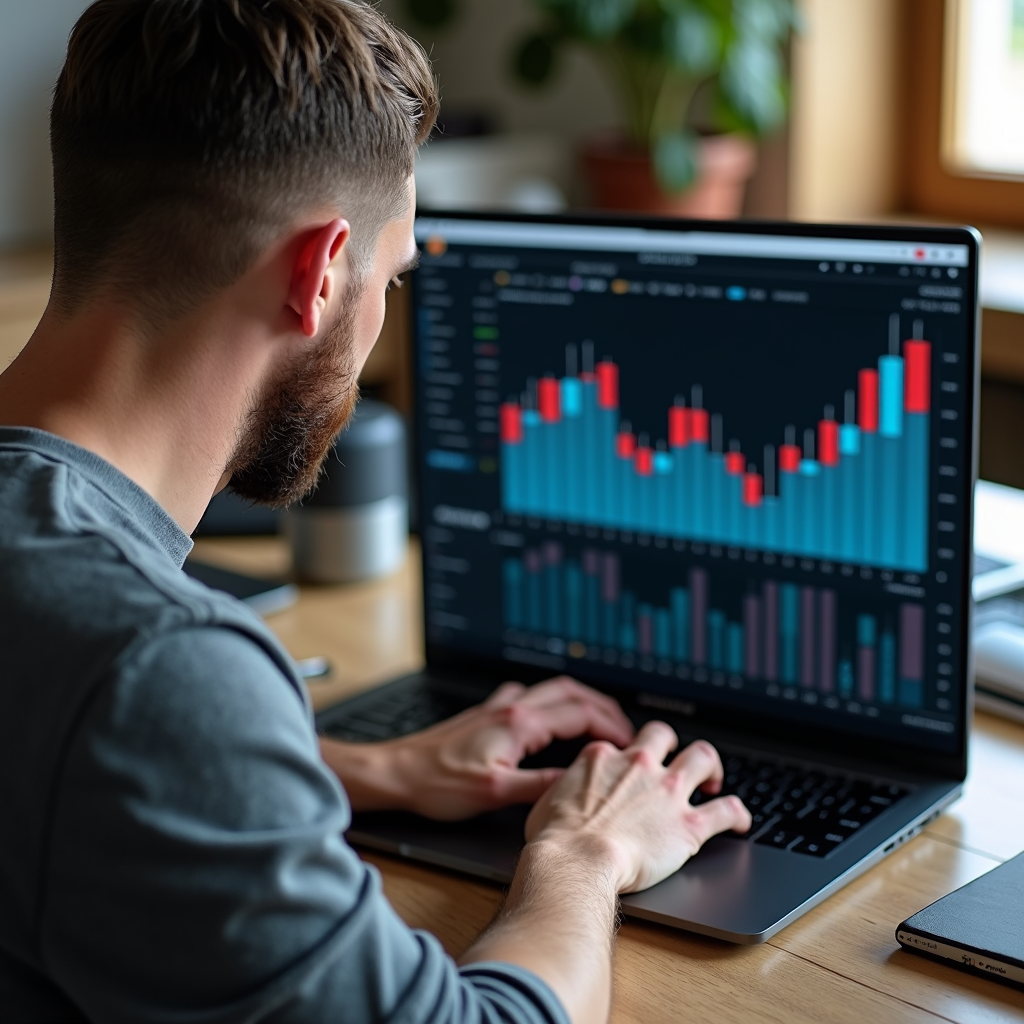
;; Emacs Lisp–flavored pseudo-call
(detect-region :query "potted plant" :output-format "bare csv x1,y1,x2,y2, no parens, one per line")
514,0,797,216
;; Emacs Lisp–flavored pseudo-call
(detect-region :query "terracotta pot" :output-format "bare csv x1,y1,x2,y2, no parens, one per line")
581,133,758,218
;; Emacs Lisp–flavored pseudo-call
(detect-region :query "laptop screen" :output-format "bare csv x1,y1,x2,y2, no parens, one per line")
410,214,978,757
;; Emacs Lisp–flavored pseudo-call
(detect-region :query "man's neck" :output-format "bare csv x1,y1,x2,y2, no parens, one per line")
0,296,273,533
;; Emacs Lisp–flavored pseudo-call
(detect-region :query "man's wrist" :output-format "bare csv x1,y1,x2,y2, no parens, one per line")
318,736,412,813
523,831,627,897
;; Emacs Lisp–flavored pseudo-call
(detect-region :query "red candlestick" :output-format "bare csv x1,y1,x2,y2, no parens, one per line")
596,360,619,409
819,419,839,467
690,408,709,443
668,406,690,447
538,377,560,423
499,402,523,444
904,340,931,413
724,451,745,475
634,446,654,476
858,369,879,433
616,430,636,459
779,444,801,472
743,472,763,507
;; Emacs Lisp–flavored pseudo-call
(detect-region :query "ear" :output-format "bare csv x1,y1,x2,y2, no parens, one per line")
287,218,350,337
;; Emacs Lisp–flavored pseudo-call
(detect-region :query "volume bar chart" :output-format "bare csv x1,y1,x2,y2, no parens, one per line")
500,332,931,572
503,544,926,708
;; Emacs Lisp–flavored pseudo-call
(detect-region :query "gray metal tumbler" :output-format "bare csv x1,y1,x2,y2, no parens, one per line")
284,400,407,583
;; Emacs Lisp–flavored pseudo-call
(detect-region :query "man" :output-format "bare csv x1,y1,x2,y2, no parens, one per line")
0,2,750,1022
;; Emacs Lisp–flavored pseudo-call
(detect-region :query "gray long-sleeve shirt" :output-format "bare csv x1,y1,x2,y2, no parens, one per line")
0,427,567,1024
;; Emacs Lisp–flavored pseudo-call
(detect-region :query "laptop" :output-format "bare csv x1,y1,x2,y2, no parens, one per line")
317,212,980,944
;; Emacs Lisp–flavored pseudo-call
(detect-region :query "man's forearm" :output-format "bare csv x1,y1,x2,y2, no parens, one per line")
460,837,621,1024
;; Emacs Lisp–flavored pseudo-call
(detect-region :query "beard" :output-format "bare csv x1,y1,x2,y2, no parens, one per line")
226,294,361,508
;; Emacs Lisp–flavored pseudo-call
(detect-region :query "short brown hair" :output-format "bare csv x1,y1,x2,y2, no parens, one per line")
50,0,437,323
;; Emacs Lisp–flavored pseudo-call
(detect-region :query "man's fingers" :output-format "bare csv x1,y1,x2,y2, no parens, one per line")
489,766,564,807
667,739,724,793
625,720,679,765
504,699,632,753
484,681,527,709
688,794,752,844
515,677,635,746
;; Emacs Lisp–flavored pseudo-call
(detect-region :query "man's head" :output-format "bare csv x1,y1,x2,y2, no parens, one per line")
50,0,436,505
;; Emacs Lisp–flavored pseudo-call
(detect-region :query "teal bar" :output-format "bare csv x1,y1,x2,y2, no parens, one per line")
655,609,671,658
635,472,649,532
860,432,878,565
763,496,781,551
654,451,673,535
561,376,582,416
523,410,543,516
619,455,635,530
904,413,929,572
672,445,688,537
582,382,599,524
880,632,896,703
879,355,904,438
781,471,800,554
691,444,709,539
501,440,524,513
565,560,582,641
708,610,726,670
545,420,562,520
600,408,617,527
708,453,725,542
899,678,923,707
879,435,901,567
726,623,744,673
671,587,690,661
503,559,523,628
562,379,582,523
838,659,854,697
800,460,821,558
821,465,838,560
725,472,742,547
838,427,860,562
781,583,799,683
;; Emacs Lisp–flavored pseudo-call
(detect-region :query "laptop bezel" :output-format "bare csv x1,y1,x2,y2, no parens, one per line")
409,210,979,785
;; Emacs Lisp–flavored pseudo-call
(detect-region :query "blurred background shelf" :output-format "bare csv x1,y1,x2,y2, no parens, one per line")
4,0,1024,492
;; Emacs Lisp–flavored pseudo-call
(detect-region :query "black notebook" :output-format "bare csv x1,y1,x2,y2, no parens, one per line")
896,851,1024,990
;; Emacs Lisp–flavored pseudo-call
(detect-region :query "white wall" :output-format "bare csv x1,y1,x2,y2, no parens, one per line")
0,0,92,249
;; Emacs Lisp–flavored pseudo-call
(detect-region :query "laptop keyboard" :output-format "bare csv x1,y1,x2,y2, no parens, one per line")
318,681,908,858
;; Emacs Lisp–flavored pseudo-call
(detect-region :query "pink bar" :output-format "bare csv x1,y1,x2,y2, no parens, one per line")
858,646,876,701
801,587,816,688
763,581,778,682
818,589,836,693
900,604,925,680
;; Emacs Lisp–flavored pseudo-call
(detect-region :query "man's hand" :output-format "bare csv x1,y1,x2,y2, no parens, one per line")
320,676,635,821
525,721,751,893
461,722,750,1024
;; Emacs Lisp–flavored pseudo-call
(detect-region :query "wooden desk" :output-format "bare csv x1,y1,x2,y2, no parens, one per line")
194,536,1024,1024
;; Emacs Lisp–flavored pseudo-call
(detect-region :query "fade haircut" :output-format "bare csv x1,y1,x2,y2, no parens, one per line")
50,0,438,324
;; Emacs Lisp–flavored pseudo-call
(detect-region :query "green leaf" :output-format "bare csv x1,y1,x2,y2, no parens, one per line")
515,33,558,86
403,0,458,29
653,129,699,192
720,36,786,131
664,7,721,74
564,0,638,39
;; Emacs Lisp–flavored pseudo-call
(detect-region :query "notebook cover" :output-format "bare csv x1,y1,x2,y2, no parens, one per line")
896,851,1024,989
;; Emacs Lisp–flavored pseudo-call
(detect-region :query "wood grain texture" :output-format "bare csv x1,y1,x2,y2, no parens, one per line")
192,536,1024,1023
